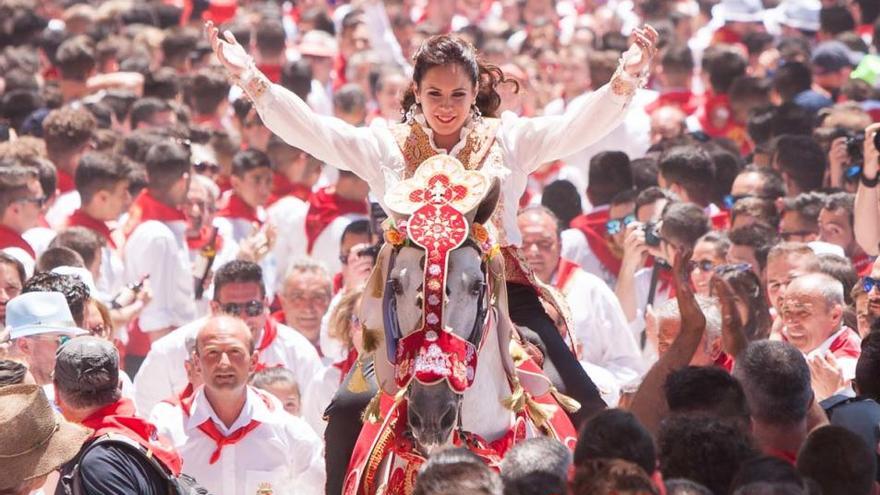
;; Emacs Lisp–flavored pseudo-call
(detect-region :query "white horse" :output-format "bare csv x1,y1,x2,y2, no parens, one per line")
345,157,576,495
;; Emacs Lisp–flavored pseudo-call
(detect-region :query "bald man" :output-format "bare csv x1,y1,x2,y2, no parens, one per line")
151,316,325,495
780,273,861,395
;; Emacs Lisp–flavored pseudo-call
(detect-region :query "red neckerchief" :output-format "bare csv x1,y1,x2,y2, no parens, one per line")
179,387,274,464
518,188,533,208
646,89,699,115
712,26,742,45
161,383,196,407
81,398,183,475
852,252,874,276
123,190,186,239
529,160,564,187
711,210,731,231
252,318,279,373
187,225,224,252
257,63,282,84
714,352,735,372
765,446,797,465
305,187,368,254
203,0,237,25
215,176,232,193
216,193,262,225
57,170,75,194
333,272,344,294
268,172,311,205
553,259,580,291
829,327,862,359
698,92,735,136
570,211,623,277
0,224,35,259
332,53,347,92
333,349,359,383
68,209,116,249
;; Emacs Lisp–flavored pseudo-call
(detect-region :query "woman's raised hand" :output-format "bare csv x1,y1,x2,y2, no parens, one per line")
205,20,251,79
623,25,659,77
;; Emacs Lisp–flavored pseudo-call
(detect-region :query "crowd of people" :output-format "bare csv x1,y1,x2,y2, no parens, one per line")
0,0,879,494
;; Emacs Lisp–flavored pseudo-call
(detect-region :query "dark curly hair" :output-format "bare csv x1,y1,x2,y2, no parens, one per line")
22,271,90,327
400,34,518,120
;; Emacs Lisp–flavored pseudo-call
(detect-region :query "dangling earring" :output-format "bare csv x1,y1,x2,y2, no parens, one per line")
471,104,483,123
405,102,419,124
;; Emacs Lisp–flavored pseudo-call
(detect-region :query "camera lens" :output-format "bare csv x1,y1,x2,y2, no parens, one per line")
874,130,880,153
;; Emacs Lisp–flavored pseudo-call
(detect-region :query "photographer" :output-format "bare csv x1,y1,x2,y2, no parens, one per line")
853,124,880,256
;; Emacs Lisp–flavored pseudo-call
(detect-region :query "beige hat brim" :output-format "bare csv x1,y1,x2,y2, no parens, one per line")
0,415,92,490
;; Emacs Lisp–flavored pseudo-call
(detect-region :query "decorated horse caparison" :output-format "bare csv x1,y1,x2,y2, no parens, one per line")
344,156,580,495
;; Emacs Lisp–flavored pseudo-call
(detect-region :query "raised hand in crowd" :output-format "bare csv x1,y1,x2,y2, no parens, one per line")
710,275,748,360
854,123,880,255
341,243,375,292
807,351,845,402
237,223,277,263
205,20,252,79
616,222,651,322
628,246,706,436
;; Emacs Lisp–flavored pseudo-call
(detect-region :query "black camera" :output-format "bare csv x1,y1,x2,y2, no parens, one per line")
644,222,661,247
845,133,865,166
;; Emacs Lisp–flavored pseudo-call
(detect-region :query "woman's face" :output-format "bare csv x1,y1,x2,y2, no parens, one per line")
690,240,726,296
414,64,477,139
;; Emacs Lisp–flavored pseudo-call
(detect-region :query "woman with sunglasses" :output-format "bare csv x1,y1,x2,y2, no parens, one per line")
207,22,659,424
690,232,730,296
713,264,773,342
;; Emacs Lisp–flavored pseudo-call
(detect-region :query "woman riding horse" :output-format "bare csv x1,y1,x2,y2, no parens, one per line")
206,22,657,426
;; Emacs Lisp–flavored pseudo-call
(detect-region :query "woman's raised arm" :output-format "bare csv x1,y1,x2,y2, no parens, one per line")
501,26,658,173
206,22,387,185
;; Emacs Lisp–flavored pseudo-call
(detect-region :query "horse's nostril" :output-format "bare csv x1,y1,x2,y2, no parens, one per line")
409,410,422,430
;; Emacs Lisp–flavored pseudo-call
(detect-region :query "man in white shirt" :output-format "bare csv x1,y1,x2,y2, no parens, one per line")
123,141,198,344
134,259,324,417
215,149,272,243
151,315,325,495
780,273,861,398
0,166,43,277
518,206,644,403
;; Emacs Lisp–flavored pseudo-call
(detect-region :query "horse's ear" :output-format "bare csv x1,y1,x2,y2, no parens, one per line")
472,177,501,226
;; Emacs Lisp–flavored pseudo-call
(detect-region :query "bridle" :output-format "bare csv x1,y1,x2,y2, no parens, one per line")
382,238,492,392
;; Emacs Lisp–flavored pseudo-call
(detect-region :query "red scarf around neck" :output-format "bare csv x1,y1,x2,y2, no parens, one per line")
187,225,224,252
252,318,279,373
268,172,311,206
81,398,182,475
570,211,623,278
179,387,274,464
123,190,186,239
217,193,262,225
0,224,35,258
57,170,75,194
304,187,368,254
68,209,116,249
553,259,580,291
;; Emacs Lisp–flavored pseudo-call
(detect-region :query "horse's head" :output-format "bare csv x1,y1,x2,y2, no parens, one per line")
376,155,501,453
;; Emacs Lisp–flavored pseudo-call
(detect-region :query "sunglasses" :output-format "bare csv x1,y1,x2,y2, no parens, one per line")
688,260,716,272
194,161,220,174
34,334,71,346
16,195,46,208
863,276,880,294
219,300,264,317
715,263,752,274
723,194,775,210
606,214,636,235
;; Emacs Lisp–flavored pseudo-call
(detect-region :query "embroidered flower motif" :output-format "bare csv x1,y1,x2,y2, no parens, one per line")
427,294,441,306
384,228,406,246
471,223,489,244
414,343,452,377
426,312,439,325
425,330,438,341
428,279,441,291
429,264,442,276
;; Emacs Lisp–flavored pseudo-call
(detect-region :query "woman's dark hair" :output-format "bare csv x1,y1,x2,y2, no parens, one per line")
401,35,518,121
716,264,772,341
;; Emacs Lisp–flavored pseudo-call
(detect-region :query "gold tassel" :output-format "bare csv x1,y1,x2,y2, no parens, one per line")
549,386,581,413
501,379,526,413
362,390,383,424
525,394,557,429
347,360,369,394
361,326,381,353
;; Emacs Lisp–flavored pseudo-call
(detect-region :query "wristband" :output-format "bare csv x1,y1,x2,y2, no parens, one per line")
861,170,879,188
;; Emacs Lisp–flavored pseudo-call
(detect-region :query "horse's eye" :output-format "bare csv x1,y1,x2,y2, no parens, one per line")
470,280,485,296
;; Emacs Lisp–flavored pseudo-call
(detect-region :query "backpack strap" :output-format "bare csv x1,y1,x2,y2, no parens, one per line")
61,433,177,495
